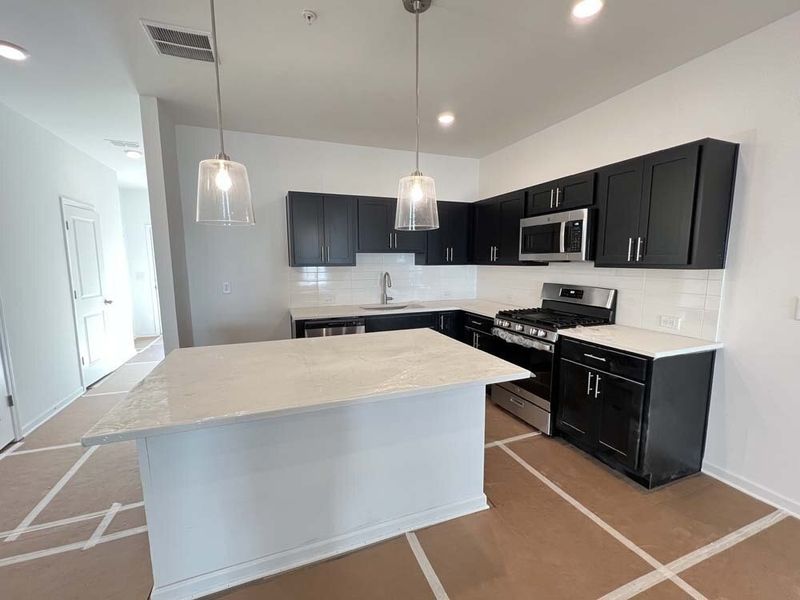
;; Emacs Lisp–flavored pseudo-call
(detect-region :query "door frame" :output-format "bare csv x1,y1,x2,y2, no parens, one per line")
144,224,162,335
0,292,22,441
59,195,100,391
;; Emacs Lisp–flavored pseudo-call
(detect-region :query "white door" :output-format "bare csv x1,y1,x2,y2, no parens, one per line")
0,349,15,448
62,201,114,386
145,224,162,335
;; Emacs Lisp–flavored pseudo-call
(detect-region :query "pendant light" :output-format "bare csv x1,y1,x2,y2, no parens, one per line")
395,0,439,231
196,0,255,226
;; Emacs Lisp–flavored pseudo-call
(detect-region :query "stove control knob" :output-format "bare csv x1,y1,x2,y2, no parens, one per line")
514,324,524,332
502,321,510,328
537,329,547,337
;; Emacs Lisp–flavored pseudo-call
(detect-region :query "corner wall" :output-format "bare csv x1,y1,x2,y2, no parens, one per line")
477,12,800,513
0,101,134,433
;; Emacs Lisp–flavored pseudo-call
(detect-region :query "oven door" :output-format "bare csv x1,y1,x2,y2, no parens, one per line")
492,329,554,410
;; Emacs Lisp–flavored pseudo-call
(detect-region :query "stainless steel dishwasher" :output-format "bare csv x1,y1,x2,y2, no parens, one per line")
303,318,366,338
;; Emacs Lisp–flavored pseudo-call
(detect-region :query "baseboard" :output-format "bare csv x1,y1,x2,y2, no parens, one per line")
150,495,488,600
703,462,800,519
21,386,84,437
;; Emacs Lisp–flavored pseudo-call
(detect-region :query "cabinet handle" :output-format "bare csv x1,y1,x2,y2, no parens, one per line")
594,375,602,398
586,372,593,395
388,233,392,248
627,237,633,262
394,233,398,248
636,237,643,262
321,244,326,263
584,353,607,363
448,247,452,262
439,315,445,329
326,246,330,262
550,189,554,208
555,188,561,207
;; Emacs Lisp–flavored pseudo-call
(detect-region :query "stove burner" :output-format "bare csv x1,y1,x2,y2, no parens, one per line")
497,308,608,330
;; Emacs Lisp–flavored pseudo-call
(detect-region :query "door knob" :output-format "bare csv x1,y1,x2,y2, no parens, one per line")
104,299,114,305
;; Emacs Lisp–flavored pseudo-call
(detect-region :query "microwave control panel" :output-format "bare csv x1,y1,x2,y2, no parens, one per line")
565,220,584,252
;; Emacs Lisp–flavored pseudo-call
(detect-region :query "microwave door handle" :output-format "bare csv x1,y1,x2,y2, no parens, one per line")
559,221,567,254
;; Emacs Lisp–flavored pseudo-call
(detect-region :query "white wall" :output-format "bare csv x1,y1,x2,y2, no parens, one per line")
478,12,800,513
120,188,160,337
175,125,479,346
0,101,135,433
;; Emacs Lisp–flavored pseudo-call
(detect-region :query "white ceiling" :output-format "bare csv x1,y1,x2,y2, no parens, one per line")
2,0,799,189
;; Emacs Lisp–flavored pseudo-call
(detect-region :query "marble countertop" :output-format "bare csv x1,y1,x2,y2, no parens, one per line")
82,328,529,446
559,324,723,359
289,299,521,321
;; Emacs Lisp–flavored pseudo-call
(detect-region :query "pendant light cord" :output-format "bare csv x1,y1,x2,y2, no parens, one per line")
415,5,420,172
210,0,226,157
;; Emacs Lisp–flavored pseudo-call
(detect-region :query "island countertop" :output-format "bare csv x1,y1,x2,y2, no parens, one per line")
82,328,529,445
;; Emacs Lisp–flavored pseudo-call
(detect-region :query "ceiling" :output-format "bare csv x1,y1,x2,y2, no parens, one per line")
1,0,799,189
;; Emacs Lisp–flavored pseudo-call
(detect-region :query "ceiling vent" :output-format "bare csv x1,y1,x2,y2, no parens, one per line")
141,20,215,62
105,139,140,149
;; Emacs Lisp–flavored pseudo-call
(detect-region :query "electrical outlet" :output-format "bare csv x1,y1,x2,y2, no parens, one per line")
222,282,231,294
659,315,681,331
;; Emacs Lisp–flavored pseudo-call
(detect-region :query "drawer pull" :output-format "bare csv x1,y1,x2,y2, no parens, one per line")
584,353,607,362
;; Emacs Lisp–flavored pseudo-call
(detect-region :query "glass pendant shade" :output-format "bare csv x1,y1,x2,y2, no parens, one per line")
396,171,439,231
196,157,255,225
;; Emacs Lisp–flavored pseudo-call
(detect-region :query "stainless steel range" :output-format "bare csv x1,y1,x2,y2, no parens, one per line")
489,283,617,435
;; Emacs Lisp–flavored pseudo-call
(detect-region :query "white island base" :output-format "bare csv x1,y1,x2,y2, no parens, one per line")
140,386,487,600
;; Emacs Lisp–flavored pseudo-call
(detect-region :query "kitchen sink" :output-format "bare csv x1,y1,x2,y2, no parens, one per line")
359,303,423,311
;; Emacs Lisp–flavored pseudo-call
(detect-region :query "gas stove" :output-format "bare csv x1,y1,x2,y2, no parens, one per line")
493,284,617,345
488,283,617,435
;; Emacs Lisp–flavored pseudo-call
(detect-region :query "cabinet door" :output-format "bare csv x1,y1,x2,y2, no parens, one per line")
496,192,525,264
323,196,357,265
557,359,596,447
447,202,471,264
394,228,427,254
595,158,644,267
525,181,556,216
638,143,699,266
358,197,392,252
434,311,462,339
595,372,645,470
288,193,324,266
473,201,499,264
557,171,595,210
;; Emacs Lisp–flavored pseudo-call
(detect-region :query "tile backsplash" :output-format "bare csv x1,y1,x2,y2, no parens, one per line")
476,263,724,341
289,254,477,307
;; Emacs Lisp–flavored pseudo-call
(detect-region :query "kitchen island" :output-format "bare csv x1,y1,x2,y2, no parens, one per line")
82,328,528,600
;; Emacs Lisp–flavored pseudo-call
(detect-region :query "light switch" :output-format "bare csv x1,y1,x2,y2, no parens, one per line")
222,282,231,294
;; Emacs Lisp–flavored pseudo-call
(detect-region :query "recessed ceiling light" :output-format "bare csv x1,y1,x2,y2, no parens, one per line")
125,149,143,159
437,112,455,127
571,0,604,20
0,41,29,61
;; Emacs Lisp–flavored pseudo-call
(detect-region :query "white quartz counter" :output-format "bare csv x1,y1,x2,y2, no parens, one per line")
83,328,528,445
559,324,723,359
289,299,520,321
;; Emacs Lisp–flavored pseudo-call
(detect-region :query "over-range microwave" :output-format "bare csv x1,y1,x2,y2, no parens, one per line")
519,208,593,262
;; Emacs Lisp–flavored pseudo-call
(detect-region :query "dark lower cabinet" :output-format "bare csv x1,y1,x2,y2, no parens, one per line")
434,311,462,339
556,338,715,489
364,312,437,333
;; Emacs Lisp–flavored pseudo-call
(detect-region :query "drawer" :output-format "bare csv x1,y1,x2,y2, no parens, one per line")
491,384,552,435
560,338,648,382
463,312,494,335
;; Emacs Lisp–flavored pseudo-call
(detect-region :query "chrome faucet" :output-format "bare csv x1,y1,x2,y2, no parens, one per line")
381,272,393,305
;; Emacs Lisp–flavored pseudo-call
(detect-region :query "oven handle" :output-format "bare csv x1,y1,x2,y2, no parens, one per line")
492,328,554,353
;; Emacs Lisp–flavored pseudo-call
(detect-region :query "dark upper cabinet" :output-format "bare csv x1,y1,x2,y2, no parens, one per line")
595,158,644,266
525,171,596,216
596,139,738,269
357,197,427,255
426,201,471,265
287,192,356,267
473,191,525,265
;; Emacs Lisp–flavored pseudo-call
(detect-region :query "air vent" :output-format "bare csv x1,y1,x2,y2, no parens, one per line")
105,139,140,149
141,20,215,62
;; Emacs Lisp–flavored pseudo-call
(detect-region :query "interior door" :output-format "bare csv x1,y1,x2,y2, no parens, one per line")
638,143,700,266
145,224,162,335
595,158,644,267
0,334,15,448
62,202,114,386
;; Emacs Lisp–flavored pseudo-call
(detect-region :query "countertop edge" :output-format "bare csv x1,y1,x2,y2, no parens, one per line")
558,328,723,359
81,368,529,446
289,300,514,321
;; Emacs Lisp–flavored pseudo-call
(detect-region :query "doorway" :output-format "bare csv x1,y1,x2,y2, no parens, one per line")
61,197,116,387
0,297,19,448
